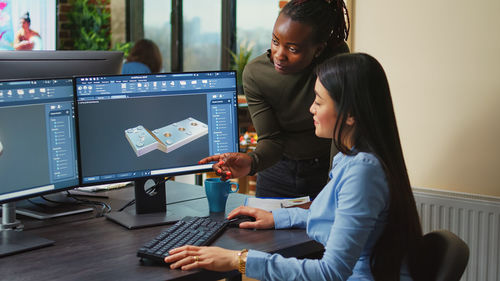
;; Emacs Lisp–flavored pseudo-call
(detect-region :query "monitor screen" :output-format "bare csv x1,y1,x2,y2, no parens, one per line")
75,71,239,186
0,78,79,204
0,50,123,80
0,0,57,50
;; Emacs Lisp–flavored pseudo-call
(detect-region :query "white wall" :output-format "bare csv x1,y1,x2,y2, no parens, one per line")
352,0,500,197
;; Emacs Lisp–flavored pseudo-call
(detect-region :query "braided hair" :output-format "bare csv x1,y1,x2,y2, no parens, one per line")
281,0,349,60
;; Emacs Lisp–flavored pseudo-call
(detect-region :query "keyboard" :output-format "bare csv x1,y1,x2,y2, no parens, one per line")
137,216,229,263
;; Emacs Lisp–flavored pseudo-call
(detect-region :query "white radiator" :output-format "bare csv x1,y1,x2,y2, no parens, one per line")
412,187,500,281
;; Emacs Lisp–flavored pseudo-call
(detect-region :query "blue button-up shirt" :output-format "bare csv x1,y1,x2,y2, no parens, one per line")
245,152,412,281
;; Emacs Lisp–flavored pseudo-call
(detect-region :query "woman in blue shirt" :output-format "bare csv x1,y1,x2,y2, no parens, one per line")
121,39,162,74
164,53,423,281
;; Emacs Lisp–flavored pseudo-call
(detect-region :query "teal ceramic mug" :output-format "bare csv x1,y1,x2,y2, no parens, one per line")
204,178,239,213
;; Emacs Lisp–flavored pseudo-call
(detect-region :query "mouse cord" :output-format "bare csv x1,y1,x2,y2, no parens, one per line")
65,192,112,217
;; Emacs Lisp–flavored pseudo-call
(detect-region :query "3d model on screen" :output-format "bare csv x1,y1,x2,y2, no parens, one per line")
124,125,159,157
125,117,208,157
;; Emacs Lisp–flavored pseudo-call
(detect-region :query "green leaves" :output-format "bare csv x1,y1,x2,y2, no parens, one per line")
112,41,133,58
229,41,253,88
68,0,111,50
67,0,132,55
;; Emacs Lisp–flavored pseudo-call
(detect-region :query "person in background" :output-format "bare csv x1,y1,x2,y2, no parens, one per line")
122,39,162,74
199,0,350,199
14,12,41,50
165,53,424,281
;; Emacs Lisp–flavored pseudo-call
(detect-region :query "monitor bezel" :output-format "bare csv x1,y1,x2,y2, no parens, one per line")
0,51,123,80
0,77,80,204
73,70,239,187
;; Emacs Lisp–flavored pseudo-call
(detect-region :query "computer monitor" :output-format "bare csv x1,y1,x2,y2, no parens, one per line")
0,50,123,221
74,71,239,228
0,77,80,256
0,51,123,80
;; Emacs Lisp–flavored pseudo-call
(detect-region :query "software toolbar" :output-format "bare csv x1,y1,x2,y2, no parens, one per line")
0,79,73,104
76,72,236,100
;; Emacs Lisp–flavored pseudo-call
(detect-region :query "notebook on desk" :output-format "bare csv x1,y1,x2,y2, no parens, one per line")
74,181,133,192
244,196,310,212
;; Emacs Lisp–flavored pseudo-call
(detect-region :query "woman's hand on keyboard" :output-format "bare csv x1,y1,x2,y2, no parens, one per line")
165,245,239,272
227,206,275,229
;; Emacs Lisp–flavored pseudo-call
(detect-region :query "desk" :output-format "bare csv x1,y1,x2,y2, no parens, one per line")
1,181,323,281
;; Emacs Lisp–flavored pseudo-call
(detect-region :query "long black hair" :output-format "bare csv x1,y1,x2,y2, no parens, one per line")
281,0,350,60
316,53,423,281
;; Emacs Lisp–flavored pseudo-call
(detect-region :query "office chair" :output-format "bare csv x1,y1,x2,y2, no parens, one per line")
416,229,469,281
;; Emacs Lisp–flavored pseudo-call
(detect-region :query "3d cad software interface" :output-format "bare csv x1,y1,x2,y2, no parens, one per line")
0,79,79,201
75,72,238,184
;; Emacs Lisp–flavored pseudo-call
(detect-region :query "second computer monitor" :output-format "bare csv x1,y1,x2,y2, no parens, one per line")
0,78,79,204
0,78,81,256
0,51,123,80
74,71,239,186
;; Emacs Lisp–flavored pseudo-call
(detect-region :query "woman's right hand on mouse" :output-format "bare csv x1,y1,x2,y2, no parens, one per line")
199,152,252,181
227,206,275,229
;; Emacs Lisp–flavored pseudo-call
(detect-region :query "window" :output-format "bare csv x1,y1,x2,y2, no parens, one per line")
183,0,221,71
144,0,172,72
142,0,282,71
236,0,279,61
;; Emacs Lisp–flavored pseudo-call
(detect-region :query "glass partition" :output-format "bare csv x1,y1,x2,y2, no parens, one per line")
144,0,172,72
236,0,279,61
183,0,221,71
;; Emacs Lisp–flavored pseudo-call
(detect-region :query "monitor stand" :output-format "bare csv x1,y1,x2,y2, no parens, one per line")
105,177,199,229
15,192,93,220
0,203,54,257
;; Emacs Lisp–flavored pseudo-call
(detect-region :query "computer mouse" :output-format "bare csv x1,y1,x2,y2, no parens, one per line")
227,215,256,227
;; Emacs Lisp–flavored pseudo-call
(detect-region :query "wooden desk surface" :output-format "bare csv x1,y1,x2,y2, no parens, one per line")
1,181,323,281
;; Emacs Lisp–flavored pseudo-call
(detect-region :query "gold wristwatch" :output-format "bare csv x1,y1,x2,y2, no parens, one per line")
237,249,248,274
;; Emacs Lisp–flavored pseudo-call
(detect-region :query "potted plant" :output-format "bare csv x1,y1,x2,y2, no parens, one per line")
229,40,253,95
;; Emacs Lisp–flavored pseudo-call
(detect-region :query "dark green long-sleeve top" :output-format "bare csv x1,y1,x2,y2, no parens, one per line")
243,44,348,174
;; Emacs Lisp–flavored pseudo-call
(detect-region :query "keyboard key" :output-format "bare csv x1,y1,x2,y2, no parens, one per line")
137,216,229,263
